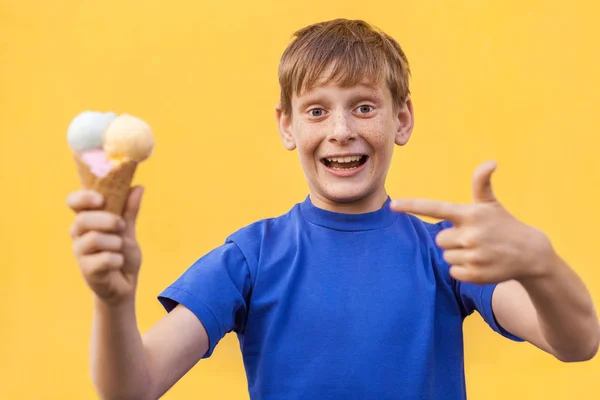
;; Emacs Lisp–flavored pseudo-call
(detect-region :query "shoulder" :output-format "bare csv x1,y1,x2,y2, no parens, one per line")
227,202,300,243
396,212,453,244
421,217,453,240
395,214,455,282
224,202,302,267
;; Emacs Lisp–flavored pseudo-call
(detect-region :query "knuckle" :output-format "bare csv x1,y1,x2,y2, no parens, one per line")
470,206,487,221
87,231,101,245
460,233,475,248
103,252,123,268
461,229,483,247
466,251,483,265
79,255,97,275
78,231,100,253
123,235,138,246
114,236,124,250
471,229,485,245
476,251,491,265
462,207,478,222
435,236,443,248
442,250,453,264
445,203,459,216
110,217,123,231
436,229,455,247
73,213,88,231
85,263,105,279
99,252,115,267
68,191,93,211
112,253,125,267
69,224,77,239
466,268,483,282
435,231,447,245
84,252,120,276
464,252,477,264
66,191,80,210
96,213,113,229
72,213,82,227
82,232,123,253
72,239,82,256
97,213,122,232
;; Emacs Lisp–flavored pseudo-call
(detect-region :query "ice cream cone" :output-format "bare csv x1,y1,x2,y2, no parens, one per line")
74,155,137,215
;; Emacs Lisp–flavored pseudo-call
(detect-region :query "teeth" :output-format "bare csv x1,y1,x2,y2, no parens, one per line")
326,155,363,163
331,165,360,170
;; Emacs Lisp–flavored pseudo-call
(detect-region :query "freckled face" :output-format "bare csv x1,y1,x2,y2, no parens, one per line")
277,79,414,213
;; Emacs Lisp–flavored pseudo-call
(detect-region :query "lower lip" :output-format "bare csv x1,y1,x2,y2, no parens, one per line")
321,158,369,177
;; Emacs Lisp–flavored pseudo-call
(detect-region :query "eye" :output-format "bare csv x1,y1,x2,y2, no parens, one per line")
357,105,374,114
309,108,325,117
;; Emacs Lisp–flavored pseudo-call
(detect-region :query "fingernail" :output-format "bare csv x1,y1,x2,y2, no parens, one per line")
118,220,126,231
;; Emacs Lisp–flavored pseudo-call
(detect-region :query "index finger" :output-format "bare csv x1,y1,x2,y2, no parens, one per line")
390,198,465,221
66,190,104,213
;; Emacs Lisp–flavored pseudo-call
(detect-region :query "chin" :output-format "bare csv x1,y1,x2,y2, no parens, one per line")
319,185,378,204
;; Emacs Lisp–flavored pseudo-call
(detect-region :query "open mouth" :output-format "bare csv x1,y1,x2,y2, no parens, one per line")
321,155,368,170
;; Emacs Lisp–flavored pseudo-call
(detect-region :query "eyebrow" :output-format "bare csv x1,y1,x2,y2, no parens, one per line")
347,91,383,104
297,95,328,112
296,86,384,111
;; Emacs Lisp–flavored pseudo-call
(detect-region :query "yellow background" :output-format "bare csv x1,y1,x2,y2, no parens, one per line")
1,0,599,398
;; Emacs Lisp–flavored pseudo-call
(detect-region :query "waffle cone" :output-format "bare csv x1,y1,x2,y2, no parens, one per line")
74,155,138,215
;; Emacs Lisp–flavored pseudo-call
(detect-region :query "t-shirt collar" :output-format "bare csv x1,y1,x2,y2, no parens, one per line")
299,195,397,231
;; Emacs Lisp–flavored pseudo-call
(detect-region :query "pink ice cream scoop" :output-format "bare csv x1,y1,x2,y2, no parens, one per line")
80,148,114,178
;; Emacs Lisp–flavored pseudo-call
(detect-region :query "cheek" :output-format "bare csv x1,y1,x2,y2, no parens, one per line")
373,130,392,147
358,120,394,149
295,126,322,155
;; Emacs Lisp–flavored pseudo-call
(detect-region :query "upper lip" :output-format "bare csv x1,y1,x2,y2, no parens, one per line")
320,153,368,159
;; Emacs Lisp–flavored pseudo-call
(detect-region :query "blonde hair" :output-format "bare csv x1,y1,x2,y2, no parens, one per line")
278,19,411,116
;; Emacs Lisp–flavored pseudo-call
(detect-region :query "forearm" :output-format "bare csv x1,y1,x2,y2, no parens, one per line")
91,296,153,400
520,250,600,362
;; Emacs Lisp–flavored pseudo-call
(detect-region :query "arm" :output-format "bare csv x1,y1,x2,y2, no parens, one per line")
91,301,208,400
391,161,600,362
90,298,149,400
68,188,209,399
493,246,599,362
143,304,209,399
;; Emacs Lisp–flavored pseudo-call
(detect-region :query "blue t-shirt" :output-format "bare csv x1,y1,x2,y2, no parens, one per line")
159,196,522,399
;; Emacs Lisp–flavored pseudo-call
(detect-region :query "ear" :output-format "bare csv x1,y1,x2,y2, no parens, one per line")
275,103,296,151
394,97,415,146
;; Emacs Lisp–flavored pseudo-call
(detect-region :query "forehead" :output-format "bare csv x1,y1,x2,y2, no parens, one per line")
295,76,389,101
296,61,387,96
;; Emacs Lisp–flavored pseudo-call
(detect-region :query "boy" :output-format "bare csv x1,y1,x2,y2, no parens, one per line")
67,19,599,399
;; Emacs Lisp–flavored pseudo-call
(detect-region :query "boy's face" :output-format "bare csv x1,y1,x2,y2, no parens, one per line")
276,74,414,213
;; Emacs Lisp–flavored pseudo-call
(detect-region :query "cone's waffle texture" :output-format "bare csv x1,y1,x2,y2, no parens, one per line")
74,155,137,215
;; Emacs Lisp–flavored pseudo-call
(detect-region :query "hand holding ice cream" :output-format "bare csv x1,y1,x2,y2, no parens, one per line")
67,111,154,215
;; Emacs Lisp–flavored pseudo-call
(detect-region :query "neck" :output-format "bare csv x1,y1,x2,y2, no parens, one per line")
309,188,389,214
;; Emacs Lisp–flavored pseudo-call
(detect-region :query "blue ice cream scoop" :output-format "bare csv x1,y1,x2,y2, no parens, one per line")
67,111,117,152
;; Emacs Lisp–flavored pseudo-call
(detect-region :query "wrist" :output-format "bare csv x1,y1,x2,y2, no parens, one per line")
93,293,136,312
517,229,560,285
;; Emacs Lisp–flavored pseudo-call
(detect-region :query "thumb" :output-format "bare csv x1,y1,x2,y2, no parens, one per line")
122,185,144,236
472,161,497,203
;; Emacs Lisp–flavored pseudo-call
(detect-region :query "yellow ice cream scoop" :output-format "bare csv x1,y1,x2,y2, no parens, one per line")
104,114,155,162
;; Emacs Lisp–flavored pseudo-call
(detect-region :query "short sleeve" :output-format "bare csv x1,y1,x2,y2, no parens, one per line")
433,220,524,342
158,241,252,358
455,280,524,342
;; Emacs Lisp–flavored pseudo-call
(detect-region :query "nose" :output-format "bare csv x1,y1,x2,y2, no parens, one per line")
328,113,356,145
